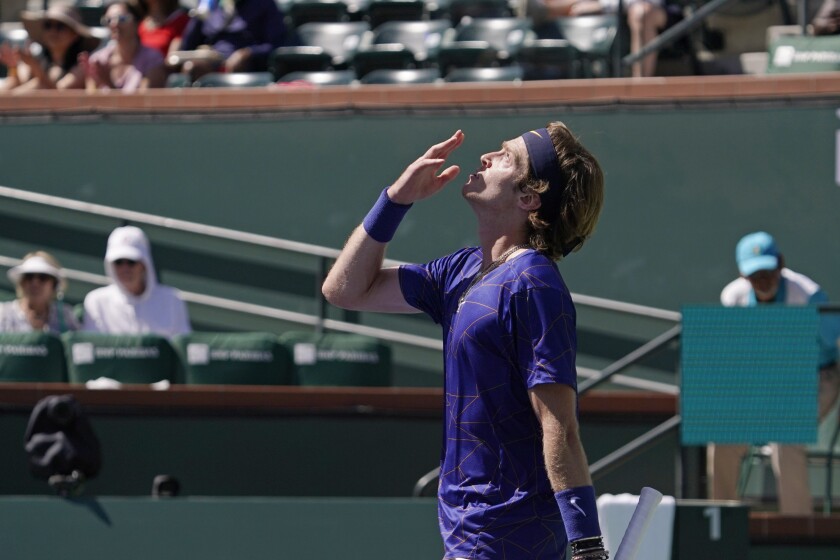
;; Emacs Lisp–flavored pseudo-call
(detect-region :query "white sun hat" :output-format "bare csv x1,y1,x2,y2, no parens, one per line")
7,254,63,284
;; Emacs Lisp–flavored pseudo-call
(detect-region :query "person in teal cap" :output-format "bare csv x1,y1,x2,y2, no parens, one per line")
708,231,840,514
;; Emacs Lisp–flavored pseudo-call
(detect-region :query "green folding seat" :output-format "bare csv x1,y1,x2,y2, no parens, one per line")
192,72,276,88
279,331,391,386
172,332,293,386
62,332,177,385
0,332,67,383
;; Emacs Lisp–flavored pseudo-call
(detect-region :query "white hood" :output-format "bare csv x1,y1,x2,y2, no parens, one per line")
103,226,158,300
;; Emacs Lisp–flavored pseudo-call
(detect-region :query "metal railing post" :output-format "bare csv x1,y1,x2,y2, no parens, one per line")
798,0,810,34
589,415,682,480
613,0,625,77
578,324,682,394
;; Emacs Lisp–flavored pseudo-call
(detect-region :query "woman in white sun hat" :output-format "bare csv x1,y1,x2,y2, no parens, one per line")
0,251,79,333
0,5,101,92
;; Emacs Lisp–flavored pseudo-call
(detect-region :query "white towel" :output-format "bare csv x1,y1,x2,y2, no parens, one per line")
596,492,676,560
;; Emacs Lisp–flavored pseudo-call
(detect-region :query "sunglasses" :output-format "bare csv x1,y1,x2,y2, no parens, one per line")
43,20,69,32
113,259,139,267
101,14,134,26
21,273,55,282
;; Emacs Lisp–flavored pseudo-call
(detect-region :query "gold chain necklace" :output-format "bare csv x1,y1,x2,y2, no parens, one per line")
458,244,531,308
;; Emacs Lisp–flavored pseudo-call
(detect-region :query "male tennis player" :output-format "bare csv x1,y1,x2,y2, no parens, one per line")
323,123,607,559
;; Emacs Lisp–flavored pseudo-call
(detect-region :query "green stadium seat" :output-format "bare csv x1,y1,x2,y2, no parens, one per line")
286,0,351,28
277,69,357,85
360,68,440,84
73,303,85,325
74,0,108,27
166,72,193,88
436,17,533,75
62,332,178,385
192,72,276,88
364,0,426,29
269,21,370,79
0,24,28,49
352,19,451,78
279,331,391,386
172,332,294,386
543,15,618,78
0,24,28,79
517,38,578,80
446,0,513,24
444,65,523,82
0,333,67,383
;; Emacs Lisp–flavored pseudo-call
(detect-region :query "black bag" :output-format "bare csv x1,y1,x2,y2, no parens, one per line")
24,395,102,494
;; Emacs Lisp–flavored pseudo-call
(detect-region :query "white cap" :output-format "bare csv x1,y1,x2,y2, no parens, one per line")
105,226,149,263
7,255,63,284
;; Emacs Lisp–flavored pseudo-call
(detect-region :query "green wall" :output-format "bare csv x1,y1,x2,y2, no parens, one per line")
1,496,834,559
0,407,675,498
0,100,837,312
0,496,442,560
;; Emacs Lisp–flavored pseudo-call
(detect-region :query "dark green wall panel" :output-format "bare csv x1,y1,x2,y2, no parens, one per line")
0,102,836,311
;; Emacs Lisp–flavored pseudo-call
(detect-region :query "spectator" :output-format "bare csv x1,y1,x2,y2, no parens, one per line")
524,0,602,27
0,5,100,92
524,0,673,77
137,0,191,57
83,226,191,338
0,251,79,333
708,231,840,514
79,0,167,92
812,0,840,35
178,0,285,81
625,0,669,77
322,124,608,560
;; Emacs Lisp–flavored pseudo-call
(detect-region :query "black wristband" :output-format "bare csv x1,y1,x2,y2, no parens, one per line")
571,536,608,560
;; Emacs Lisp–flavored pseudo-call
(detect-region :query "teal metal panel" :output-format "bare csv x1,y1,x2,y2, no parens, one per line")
681,305,820,445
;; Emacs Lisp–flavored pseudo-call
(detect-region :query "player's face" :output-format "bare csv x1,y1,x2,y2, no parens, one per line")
462,137,526,207
20,273,57,306
746,267,782,302
113,259,147,296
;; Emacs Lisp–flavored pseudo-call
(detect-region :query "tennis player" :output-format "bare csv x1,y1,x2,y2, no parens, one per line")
322,123,607,559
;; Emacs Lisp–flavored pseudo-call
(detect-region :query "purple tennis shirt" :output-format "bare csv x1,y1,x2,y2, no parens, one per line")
399,247,578,559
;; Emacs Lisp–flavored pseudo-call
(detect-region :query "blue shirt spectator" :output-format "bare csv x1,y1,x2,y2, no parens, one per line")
180,0,285,74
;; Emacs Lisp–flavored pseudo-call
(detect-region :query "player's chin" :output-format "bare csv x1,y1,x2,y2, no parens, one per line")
461,184,478,199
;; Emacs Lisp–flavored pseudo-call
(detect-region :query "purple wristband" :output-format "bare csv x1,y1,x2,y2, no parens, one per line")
362,187,413,243
555,485,602,543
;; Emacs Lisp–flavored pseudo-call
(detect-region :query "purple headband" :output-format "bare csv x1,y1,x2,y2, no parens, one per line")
521,128,565,221
521,127,581,257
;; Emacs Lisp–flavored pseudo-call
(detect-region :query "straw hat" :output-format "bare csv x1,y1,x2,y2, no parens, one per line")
21,5,97,48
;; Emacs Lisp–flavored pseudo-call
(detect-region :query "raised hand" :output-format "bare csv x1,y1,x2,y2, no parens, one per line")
79,51,112,88
387,130,464,205
0,42,19,68
17,41,38,69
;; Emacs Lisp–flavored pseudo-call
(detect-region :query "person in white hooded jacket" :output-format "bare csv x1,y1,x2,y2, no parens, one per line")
82,225,191,337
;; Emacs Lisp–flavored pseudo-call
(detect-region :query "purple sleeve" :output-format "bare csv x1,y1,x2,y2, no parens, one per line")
398,260,449,324
509,287,577,389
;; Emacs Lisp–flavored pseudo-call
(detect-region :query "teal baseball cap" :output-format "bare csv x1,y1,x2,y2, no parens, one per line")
736,231,780,277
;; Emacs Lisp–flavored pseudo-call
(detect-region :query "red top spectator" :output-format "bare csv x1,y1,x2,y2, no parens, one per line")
137,0,190,57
